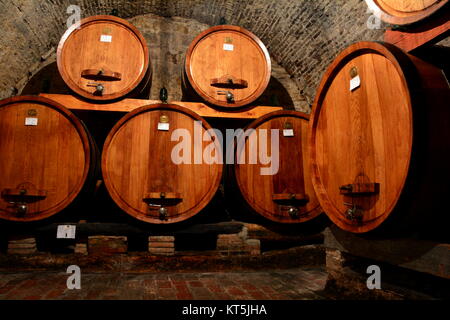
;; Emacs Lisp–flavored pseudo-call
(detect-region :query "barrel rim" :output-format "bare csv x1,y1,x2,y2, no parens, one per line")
234,110,323,224
365,0,449,25
101,103,224,224
57,15,150,101
184,24,271,108
309,41,416,233
0,95,91,222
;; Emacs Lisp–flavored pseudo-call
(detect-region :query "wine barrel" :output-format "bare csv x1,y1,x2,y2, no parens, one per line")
57,15,151,101
365,0,449,25
233,110,322,224
102,104,223,224
183,25,271,108
0,96,98,222
309,41,450,234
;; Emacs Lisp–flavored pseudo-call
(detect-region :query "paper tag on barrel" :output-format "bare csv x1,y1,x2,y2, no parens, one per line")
100,35,112,43
350,76,361,91
25,118,38,126
223,44,234,51
57,225,76,239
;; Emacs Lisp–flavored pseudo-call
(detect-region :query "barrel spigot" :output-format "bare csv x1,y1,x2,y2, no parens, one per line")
217,90,234,103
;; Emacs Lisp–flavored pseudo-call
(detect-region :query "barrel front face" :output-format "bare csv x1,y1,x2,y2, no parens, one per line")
185,25,271,108
366,0,448,25
234,111,322,224
102,104,223,224
310,42,414,233
0,96,91,222
57,15,150,101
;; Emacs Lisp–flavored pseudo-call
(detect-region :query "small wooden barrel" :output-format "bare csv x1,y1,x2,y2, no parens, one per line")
102,104,223,224
0,96,97,222
183,25,271,108
233,111,322,224
365,0,449,25
310,41,450,234
57,15,151,101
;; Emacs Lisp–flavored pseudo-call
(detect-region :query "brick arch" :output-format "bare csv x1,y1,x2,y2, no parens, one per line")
0,0,385,105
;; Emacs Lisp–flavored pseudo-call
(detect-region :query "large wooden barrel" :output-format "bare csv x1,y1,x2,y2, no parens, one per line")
102,104,223,224
309,41,450,234
233,111,322,224
0,96,98,222
57,15,151,101
365,0,449,25
183,25,271,108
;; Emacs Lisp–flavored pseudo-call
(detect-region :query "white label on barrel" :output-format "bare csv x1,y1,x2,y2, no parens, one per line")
283,129,294,137
350,76,361,91
158,123,170,131
223,43,234,51
100,35,112,43
25,117,38,126
57,225,76,239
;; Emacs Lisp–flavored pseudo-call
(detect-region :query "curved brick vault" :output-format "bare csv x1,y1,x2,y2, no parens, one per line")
0,0,388,109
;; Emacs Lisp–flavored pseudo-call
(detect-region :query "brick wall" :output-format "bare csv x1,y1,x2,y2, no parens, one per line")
0,0,446,110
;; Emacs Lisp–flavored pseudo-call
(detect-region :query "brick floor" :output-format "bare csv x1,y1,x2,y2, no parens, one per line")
0,267,327,300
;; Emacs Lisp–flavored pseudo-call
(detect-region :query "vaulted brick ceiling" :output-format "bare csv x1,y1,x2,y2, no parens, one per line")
0,0,387,104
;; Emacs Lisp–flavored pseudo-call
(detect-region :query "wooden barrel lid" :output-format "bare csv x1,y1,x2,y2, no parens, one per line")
102,104,223,224
309,42,417,233
0,96,92,222
57,15,150,101
234,110,322,223
185,25,271,108
365,0,448,25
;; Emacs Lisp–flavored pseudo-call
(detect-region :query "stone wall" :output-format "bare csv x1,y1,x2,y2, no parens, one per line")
0,0,393,110
19,13,306,111
1,1,447,109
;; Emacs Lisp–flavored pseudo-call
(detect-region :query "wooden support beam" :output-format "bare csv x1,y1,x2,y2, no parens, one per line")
384,9,450,52
39,93,283,119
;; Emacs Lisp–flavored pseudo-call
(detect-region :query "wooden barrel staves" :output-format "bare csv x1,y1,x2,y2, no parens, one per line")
183,25,271,108
102,104,223,224
57,15,151,101
309,41,450,234
365,0,449,25
0,96,97,222
233,111,322,224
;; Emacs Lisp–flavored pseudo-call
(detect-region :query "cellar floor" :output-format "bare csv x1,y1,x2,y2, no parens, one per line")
0,267,327,300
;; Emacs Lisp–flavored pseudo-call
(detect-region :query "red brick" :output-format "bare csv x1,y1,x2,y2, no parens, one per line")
214,292,231,299
176,292,193,300
227,287,246,296
156,280,172,289
206,285,223,293
149,236,174,242
242,283,258,291
149,242,175,248
188,280,204,288
44,289,66,299
249,291,268,300
157,288,176,299
175,284,190,294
